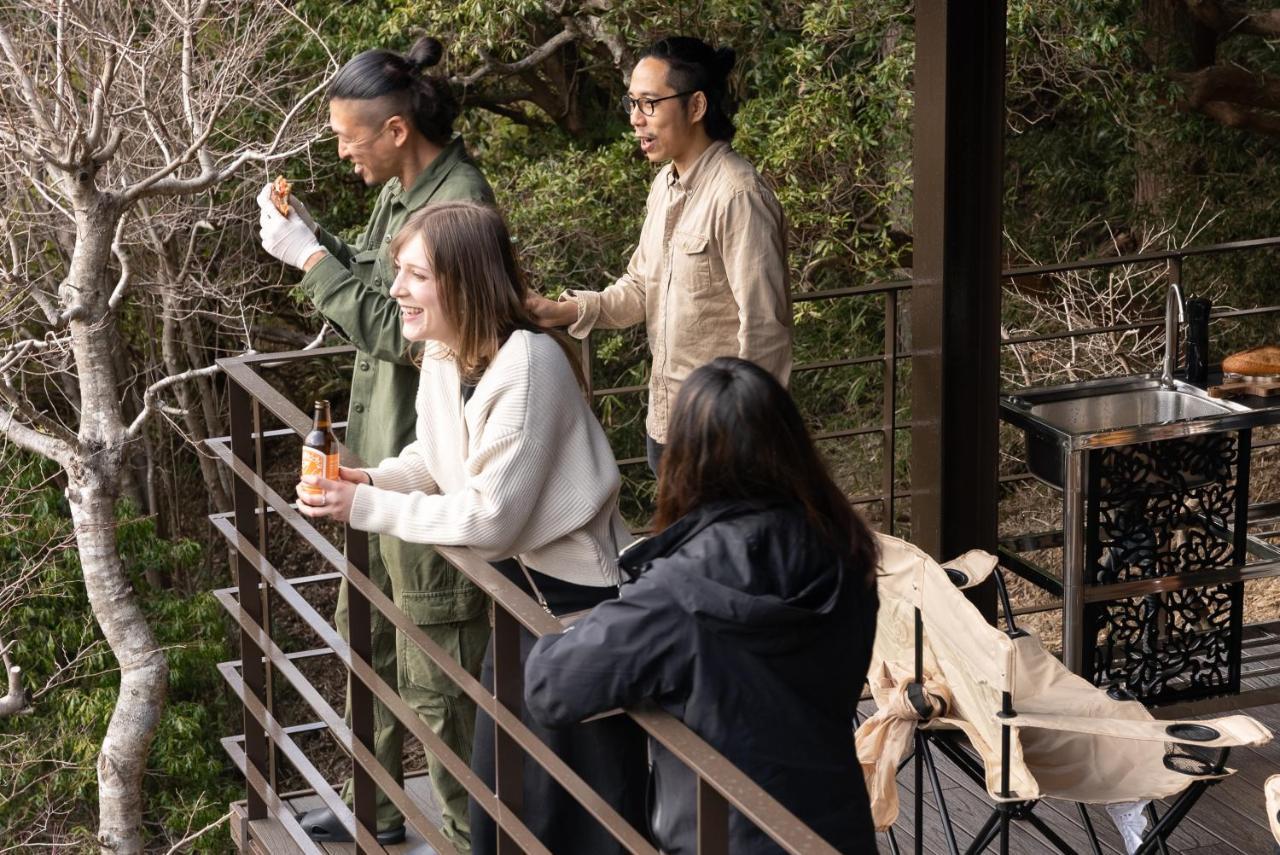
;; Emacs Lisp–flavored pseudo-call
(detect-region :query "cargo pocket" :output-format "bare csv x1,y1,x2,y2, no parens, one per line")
350,248,385,290
396,586,489,700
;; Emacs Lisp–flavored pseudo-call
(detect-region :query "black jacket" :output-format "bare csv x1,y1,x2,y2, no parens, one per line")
524,499,878,854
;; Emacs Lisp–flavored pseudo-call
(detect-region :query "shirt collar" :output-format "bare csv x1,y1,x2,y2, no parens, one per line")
388,136,468,208
668,140,729,193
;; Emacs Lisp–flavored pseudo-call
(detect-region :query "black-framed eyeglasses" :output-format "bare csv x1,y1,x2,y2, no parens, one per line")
620,91,695,117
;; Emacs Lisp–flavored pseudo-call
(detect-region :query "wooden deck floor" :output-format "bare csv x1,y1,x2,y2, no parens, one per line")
230,773,443,855
231,701,1280,855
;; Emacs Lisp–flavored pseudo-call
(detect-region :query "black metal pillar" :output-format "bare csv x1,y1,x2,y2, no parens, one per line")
910,0,1007,613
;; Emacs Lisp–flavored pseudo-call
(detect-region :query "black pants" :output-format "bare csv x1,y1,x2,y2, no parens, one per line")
469,561,648,855
646,435,665,478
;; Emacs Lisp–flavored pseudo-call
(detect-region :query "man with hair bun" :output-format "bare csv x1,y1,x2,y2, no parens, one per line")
528,35,792,476
257,35,493,850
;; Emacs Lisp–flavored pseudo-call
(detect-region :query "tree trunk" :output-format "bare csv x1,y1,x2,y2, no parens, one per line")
162,290,232,514
65,197,167,855
68,481,168,855
180,313,232,502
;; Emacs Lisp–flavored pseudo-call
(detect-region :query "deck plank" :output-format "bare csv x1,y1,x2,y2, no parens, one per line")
232,774,444,855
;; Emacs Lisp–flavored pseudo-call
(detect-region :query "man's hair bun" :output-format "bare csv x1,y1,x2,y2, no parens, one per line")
407,36,444,71
714,46,736,77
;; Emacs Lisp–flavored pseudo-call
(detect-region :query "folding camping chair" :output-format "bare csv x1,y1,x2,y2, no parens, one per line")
856,534,1273,855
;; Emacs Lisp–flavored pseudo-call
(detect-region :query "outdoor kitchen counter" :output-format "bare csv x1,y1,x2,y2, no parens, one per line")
1000,372,1280,709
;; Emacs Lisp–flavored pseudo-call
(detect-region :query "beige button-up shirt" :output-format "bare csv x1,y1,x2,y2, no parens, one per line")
566,141,791,442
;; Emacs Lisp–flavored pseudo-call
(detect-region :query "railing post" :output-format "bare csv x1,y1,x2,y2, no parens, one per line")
580,335,595,400
229,379,270,821
346,524,378,853
696,777,729,855
251,388,280,795
883,288,899,534
493,604,525,855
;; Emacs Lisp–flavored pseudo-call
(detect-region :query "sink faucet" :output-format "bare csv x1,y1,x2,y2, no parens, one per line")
1161,282,1185,389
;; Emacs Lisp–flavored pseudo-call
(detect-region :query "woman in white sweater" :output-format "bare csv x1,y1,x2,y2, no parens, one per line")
296,201,646,854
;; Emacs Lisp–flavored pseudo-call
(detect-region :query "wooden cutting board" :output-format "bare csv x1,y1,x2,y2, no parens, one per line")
1208,374,1280,398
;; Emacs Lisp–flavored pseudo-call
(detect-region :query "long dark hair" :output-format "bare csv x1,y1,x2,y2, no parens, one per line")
653,358,877,586
328,36,458,146
639,36,737,141
390,201,586,390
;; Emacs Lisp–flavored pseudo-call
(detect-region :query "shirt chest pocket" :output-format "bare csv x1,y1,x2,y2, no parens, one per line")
670,230,713,294
351,248,391,292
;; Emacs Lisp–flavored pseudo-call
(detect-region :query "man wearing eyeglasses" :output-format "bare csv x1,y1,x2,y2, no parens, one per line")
528,36,791,476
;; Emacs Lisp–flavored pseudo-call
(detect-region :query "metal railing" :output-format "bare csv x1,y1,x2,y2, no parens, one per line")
210,347,843,855
577,278,913,526
212,233,1280,852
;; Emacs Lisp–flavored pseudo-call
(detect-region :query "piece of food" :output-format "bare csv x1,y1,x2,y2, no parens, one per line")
1223,345,1280,377
269,175,292,217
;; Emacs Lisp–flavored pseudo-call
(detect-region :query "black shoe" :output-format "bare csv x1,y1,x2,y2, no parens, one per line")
294,807,407,845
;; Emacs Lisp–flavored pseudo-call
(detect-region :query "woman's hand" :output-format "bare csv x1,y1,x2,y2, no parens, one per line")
525,292,578,328
295,467,371,523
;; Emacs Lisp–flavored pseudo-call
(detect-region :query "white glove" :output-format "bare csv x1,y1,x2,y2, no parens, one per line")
256,181,317,232
259,204,324,271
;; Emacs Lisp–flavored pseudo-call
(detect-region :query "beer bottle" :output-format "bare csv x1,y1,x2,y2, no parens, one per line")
300,400,339,498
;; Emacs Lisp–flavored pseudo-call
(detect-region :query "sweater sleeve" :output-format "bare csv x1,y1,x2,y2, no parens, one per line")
361,440,437,495
523,573,691,726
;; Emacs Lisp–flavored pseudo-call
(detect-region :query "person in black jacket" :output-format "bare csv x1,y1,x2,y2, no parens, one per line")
524,356,879,854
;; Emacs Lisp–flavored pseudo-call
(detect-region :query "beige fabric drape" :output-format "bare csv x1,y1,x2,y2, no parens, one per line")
855,662,953,830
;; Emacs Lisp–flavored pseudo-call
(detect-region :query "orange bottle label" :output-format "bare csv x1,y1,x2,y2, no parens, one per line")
300,447,339,496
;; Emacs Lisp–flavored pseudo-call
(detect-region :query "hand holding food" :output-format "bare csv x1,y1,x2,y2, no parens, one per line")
268,176,292,216
259,199,324,271
257,180,317,233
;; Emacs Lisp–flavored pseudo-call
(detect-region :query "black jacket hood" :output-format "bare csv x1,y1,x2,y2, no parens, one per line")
620,498,852,644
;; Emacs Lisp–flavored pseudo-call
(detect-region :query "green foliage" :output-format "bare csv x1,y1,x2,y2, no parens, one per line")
0,451,236,852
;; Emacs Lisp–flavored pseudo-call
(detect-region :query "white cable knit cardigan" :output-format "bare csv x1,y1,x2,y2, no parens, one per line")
348,330,632,587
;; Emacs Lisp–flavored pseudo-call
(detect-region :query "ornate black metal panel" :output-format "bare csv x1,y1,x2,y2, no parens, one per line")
1083,433,1248,704
1088,583,1242,704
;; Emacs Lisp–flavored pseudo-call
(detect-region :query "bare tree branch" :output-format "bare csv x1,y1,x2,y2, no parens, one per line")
0,638,30,717
1185,0,1280,39
162,810,231,855
125,362,223,439
0,404,75,467
1176,64,1280,112
454,26,579,88
1193,97,1280,136
0,22,55,138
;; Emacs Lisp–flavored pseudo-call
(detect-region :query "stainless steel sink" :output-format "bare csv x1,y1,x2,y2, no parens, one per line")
1028,386,1241,435
1001,375,1261,488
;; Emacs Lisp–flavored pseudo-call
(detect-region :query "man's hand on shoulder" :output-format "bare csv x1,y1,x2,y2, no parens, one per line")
525,292,578,328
